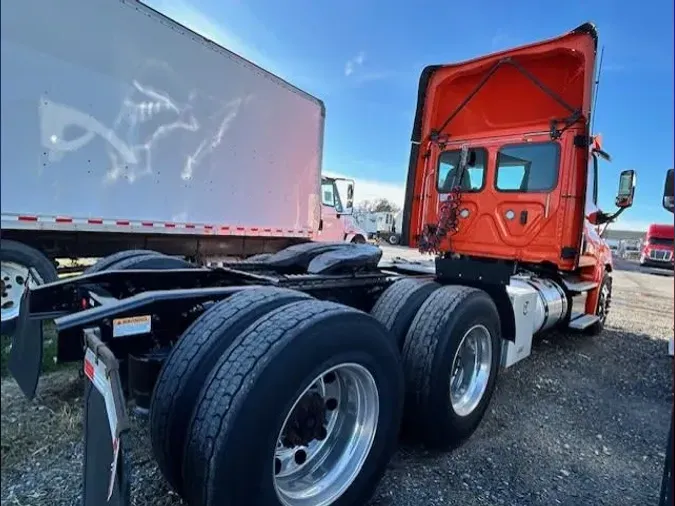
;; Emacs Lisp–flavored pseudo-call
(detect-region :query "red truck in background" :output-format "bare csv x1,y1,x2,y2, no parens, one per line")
639,223,674,269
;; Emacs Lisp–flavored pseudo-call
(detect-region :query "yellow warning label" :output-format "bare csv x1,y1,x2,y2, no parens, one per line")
112,315,151,338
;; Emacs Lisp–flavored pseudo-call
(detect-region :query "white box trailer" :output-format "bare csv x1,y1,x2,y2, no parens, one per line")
1,0,325,258
0,0,367,332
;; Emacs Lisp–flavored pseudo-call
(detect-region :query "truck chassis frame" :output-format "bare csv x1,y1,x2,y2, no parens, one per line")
9,242,601,506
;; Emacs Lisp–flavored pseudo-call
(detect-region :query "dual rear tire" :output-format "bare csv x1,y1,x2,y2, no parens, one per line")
149,278,502,505
151,288,403,506
371,279,502,449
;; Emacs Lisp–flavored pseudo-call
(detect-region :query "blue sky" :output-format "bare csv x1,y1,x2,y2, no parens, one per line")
147,0,673,231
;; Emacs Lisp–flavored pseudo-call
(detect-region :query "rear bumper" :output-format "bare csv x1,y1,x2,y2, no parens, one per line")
640,258,675,269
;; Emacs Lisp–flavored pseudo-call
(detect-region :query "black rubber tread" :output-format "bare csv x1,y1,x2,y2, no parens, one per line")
150,287,311,494
84,249,164,274
370,278,440,349
401,285,502,450
110,253,194,270
585,274,612,336
1,240,58,335
182,299,403,506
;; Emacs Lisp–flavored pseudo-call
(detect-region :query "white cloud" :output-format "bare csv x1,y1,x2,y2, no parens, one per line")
324,170,405,207
344,51,366,77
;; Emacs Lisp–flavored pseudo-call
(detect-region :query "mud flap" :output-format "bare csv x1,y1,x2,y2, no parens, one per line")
8,289,43,399
82,329,131,506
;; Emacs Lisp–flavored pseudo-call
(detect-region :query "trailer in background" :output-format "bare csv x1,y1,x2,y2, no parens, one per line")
355,210,403,244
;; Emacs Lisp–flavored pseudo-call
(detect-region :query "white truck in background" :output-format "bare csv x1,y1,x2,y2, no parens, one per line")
0,1,365,334
356,210,403,244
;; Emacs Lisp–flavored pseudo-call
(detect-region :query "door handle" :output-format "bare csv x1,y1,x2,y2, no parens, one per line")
319,219,324,231
520,210,528,225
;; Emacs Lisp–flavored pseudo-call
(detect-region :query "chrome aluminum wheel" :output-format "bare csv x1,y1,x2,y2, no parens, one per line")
450,324,492,417
1,262,42,323
273,363,379,506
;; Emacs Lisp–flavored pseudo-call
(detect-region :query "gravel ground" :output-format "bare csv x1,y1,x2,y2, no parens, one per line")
1,253,672,506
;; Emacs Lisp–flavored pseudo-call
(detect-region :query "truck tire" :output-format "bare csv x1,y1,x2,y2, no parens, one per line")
585,274,612,336
110,253,194,270
1,240,58,336
182,300,403,506
370,278,440,349
150,287,311,495
84,249,163,274
401,285,501,450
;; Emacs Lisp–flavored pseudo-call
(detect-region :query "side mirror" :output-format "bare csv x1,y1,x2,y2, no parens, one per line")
615,169,636,208
663,168,674,213
333,178,355,215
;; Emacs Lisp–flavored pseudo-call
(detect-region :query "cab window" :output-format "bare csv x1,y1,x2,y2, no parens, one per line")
437,148,487,193
321,182,335,207
585,154,599,212
495,142,559,192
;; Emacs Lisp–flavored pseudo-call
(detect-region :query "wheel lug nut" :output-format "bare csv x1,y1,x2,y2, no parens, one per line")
318,426,327,441
294,449,307,465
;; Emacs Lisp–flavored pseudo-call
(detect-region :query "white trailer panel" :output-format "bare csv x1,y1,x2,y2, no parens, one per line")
1,0,323,238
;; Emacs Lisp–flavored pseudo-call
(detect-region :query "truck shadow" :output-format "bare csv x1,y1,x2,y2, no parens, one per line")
378,326,672,505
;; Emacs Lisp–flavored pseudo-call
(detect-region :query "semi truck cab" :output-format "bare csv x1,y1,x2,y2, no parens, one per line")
403,22,636,324
640,223,674,269
318,176,368,243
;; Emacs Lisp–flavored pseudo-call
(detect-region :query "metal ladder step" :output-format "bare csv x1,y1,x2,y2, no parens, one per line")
568,313,600,330
562,277,599,293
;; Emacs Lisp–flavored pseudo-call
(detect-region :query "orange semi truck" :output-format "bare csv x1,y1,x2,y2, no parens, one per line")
4,4,638,506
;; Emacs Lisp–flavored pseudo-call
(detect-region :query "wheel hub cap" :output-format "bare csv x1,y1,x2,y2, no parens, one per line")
273,363,379,506
450,325,493,417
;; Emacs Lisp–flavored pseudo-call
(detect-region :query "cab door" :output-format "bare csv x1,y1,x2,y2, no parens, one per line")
317,181,344,242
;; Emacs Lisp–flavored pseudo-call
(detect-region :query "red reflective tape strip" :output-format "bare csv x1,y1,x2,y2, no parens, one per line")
8,214,304,235
83,359,95,381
